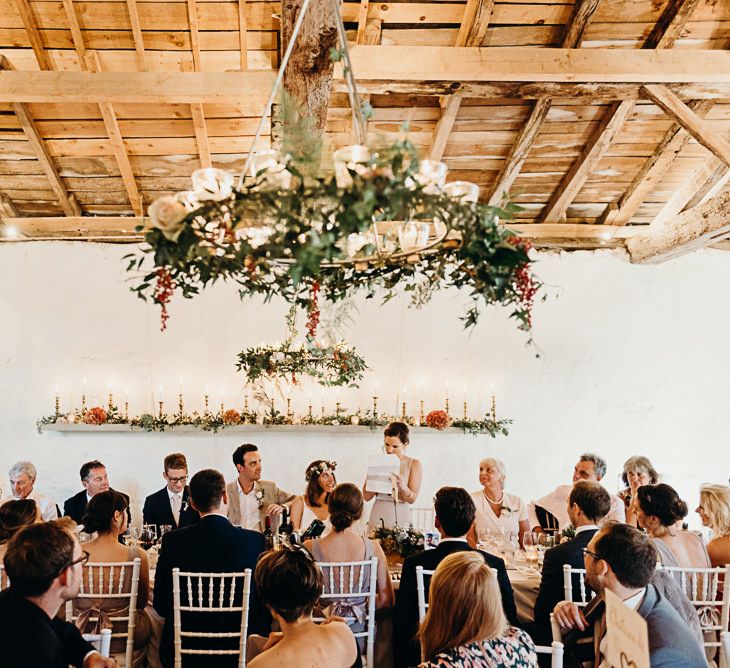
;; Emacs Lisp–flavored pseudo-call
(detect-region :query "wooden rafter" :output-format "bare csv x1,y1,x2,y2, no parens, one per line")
182,61,212,169
641,85,730,169
429,93,463,161
125,0,147,71
187,0,202,72
61,0,87,70
537,0,703,223
486,0,600,207
627,187,730,264
456,0,495,48
238,0,249,70
684,165,730,211
86,53,143,216
0,194,19,219
14,0,52,70
600,100,714,226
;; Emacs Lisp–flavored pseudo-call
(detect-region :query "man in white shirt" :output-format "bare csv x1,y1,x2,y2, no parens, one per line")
225,443,294,531
2,461,58,521
527,453,625,532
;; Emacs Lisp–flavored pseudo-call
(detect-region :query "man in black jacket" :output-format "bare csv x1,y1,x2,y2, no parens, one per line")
532,480,611,645
0,520,116,668
153,468,269,667
63,460,131,526
393,486,518,668
142,452,199,536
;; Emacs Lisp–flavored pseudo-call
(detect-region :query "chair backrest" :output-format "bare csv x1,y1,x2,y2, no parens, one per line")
83,628,112,658
721,631,729,668
411,508,435,531
562,564,595,607
534,641,564,668
535,505,560,534
316,557,378,668
65,558,141,668
0,563,9,590
660,564,730,662
415,566,436,623
172,568,252,668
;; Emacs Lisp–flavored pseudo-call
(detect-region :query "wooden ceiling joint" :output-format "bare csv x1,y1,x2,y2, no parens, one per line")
14,0,53,70
126,0,148,71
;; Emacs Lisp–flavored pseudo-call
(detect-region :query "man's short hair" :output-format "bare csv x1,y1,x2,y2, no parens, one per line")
9,461,37,481
164,452,188,472
569,481,611,523
80,460,105,482
4,521,76,597
579,453,607,479
434,487,475,537
232,444,258,468
189,469,225,513
593,522,658,588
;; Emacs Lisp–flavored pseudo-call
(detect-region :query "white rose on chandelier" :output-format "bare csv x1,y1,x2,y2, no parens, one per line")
191,167,234,202
148,195,188,242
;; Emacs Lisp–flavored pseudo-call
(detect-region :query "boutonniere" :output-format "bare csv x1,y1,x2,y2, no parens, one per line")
181,500,189,513
255,487,265,510
499,506,514,518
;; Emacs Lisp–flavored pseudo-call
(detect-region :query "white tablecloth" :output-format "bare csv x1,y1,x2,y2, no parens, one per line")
508,567,541,624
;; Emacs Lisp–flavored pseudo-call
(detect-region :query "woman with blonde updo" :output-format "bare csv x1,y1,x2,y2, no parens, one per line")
696,483,730,567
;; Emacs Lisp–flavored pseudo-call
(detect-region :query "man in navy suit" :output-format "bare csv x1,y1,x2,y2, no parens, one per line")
393,486,519,668
533,480,611,644
153,468,269,667
553,523,706,667
142,452,199,536
63,460,131,526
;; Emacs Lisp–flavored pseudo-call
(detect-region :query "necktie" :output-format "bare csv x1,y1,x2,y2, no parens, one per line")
172,494,181,525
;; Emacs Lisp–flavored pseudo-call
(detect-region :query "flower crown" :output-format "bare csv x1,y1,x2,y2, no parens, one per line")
305,460,337,482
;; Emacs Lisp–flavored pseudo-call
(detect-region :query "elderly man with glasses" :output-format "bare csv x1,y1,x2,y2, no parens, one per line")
0,519,116,667
142,452,199,537
2,461,59,521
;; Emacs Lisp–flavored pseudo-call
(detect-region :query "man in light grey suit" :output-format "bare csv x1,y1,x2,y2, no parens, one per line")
225,443,295,532
553,522,706,667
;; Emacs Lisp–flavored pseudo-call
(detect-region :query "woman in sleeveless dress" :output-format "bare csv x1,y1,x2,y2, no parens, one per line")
305,484,394,664
363,422,422,530
291,460,337,532
79,490,151,666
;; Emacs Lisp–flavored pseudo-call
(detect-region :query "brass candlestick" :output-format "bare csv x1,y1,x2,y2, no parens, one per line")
124,401,129,420
308,403,313,419
108,393,114,412
372,395,378,417
178,393,184,416
463,400,468,421
445,397,449,416
335,401,341,416
419,399,424,425
401,401,407,420
286,398,292,420
244,396,249,413
220,401,225,415
81,393,87,411
158,401,164,418
491,394,496,422
55,395,60,417
204,394,209,414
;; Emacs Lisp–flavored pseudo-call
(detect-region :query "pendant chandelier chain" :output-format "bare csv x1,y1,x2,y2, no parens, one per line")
237,0,367,190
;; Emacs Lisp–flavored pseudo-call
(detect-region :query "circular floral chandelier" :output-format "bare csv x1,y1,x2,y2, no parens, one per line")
126,0,541,340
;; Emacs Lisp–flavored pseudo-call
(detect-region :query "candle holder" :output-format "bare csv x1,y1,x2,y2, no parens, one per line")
204,394,209,414
372,395,378,417
335,401,341,417
158,401,164,418
401,401,407,420
244,396,249,414
308,403,313,419
220,402,225,415
445,397,449,416
55,395,60,417
178,393,184,416
108,393,114,413
419,399,424,425
81,393,87,411
463,400,468,421
286,398,292,421
124,401,129,420
270,398,275,414
491,394,496,422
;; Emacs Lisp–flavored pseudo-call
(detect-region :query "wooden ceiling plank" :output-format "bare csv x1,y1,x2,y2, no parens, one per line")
238,0,248,70
600,99,714,226
187,0,202,72
126,0,148,71
455,0,495,48
356,0,371,45
641,84,730,169
627,187,730,264
14,0,53,71
86,52,143,216
0,193,19,219
429,92,463,161
61,0,88,71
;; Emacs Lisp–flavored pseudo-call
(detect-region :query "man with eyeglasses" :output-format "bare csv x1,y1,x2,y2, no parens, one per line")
143,452,199,536
0,519,117,667
553,522,706,667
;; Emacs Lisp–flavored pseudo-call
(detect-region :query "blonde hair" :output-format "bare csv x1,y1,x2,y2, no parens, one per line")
700,484,730,538
479,458,506,479
419,551,507,661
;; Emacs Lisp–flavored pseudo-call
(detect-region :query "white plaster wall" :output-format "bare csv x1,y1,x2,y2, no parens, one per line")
0,242,728,529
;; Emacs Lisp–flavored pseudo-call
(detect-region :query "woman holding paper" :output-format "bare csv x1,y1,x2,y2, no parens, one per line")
364,421,422,530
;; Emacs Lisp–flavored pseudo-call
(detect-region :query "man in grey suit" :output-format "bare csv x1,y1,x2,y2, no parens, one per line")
225,443,294,531
553,522,706,667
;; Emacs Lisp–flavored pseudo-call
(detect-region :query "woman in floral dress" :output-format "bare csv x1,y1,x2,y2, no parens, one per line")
418,552,537,668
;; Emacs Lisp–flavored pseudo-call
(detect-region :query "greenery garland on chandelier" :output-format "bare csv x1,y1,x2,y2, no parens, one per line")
126,135,541,340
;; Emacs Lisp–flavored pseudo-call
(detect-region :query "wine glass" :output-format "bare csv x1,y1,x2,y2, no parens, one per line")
523,531,539,568
123,526,139,547
536,533,554,566
140,524,158,550
158,524,173,545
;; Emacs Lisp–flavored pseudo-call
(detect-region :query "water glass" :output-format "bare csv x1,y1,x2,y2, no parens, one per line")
158,524,173,543
123,526,140,547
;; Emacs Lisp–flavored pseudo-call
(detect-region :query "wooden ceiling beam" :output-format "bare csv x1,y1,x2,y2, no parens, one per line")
61,0,88,70
641,84,730,169
627,187,730,264
0,194,19,219
645,0,704,49
429,92,463,161
126,0,148,71
238,0,249,69
181,61,212,169
186,0,202,72
683,164,730,211
14,0,53,70
456,0,495,48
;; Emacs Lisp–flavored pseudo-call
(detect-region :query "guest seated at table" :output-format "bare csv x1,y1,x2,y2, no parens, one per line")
2,460,59,521
64,460,131,527
470,457,529,546
225,444,294,532
696,483,730,566
154,468,269,667
291,460,337,532
618,456,659,527
364,422,423,530
527,453,625,533
394,486,518,668
0,520,117,667
79,491,151,665
635,483,711,570
248,547,361,668
417,551,537,668
552,523,706,667
532,481,610,645
0,499,40,560
142,452,199,536
303,482,393,657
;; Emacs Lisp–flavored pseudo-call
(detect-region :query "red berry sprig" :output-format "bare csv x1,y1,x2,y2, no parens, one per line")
306,280,321,340
154,268,175,332
507,237,537,330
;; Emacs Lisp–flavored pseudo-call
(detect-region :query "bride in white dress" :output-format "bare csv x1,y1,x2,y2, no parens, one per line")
290,460,337,532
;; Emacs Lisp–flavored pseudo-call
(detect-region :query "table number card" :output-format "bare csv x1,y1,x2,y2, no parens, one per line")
604,589,650,668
